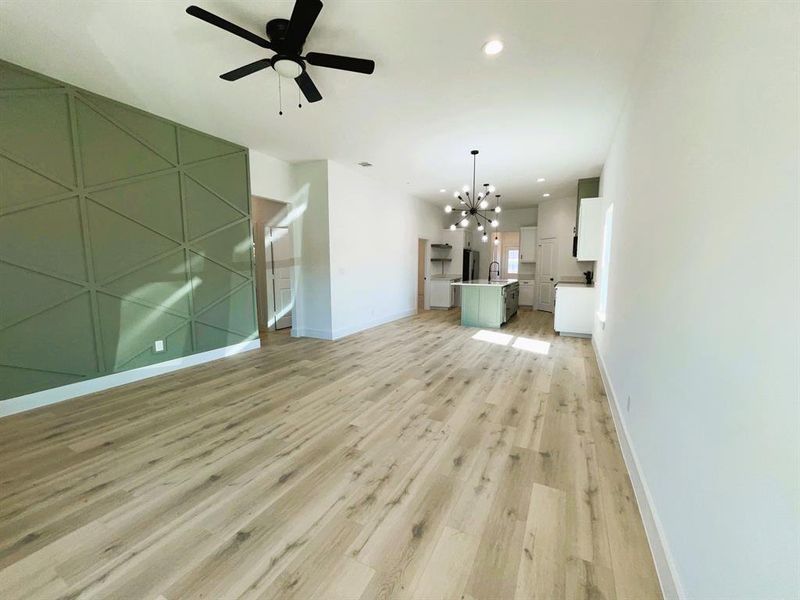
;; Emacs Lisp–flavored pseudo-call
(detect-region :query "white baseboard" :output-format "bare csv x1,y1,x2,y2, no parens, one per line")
592,338,684,600
0,339,262,419
291,327,333,340
331,308,416,340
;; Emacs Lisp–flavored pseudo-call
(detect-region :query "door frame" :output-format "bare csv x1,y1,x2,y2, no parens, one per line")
417,238,430,311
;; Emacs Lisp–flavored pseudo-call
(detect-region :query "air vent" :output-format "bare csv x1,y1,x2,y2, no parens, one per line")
357,161,373,167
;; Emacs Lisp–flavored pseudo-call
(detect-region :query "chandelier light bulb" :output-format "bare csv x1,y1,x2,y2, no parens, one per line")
461,210,467,216
479,200,489,209
453,191,459,198
494,236,500,246
460,218,469,227
491,219,499,227
449,224,456,231
494,206,502,213
477,224,484,231
462,185,470,192
444,205,452,213
488,185,496,193
482,234,488,243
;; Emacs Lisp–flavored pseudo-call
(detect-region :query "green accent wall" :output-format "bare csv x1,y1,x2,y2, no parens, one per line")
0,60,257,401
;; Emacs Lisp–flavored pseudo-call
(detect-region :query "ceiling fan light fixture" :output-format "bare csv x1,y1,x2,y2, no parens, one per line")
482,40,504,56
273,58,304,79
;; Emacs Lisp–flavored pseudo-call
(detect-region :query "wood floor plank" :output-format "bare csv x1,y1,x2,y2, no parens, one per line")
0,309,661,600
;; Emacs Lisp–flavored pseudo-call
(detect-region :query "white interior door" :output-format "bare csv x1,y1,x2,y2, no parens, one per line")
266,227,294,330
536,238,557,312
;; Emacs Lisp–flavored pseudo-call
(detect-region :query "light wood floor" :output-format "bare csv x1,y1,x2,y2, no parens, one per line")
0,309,661,600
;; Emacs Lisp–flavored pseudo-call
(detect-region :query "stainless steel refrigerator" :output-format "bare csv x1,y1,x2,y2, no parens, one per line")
463,249,479,281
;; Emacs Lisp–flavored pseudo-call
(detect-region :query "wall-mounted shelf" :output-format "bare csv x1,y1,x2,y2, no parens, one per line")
431,244,452,249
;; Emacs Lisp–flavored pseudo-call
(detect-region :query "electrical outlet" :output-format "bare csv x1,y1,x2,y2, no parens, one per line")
153,339,165,353
626,395,631,412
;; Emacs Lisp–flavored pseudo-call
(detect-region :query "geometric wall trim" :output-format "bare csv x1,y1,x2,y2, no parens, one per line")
0,59,257,401
184,177,243,240
185,153,250,213
86,199,180,282
188,251,248,313
76,98,173,186
0,196,88,281
0,154,71,211
88,172,183,241
0,93,76,187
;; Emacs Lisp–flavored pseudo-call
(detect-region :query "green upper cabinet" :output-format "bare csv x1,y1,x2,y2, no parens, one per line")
0,59,257,402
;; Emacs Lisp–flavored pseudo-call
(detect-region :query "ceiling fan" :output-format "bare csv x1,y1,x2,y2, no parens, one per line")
186,0,375,104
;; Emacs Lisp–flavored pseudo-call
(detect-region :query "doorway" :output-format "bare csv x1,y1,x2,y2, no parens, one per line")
251,195,291,337
535,237,557,312
266,226,293,330
417,238,427,311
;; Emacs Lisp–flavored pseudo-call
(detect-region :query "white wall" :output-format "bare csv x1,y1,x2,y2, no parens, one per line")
538,196,594,280
249,149,293,201
594,2,799,598
328,161,441,339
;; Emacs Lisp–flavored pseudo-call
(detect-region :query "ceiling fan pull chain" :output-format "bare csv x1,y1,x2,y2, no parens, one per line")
278,76,284,116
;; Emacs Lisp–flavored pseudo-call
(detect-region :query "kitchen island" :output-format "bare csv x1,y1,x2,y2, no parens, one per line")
451,279,519,328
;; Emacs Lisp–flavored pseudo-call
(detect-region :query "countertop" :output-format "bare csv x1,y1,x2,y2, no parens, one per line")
555,282,595,289
451,279,518,287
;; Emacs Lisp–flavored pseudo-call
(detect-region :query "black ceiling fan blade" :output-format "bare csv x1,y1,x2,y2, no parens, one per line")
284,0,323,52
305,52,375,74
295,71,322,103
186,5,271,49
220,59,272,81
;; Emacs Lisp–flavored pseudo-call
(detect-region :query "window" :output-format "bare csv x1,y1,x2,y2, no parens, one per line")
506,248,519,275
597,203,614,322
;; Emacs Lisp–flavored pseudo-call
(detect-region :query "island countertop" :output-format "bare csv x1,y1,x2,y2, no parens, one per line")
451,279,518,287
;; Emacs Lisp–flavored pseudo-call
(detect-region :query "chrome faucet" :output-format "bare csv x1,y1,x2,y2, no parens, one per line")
488,261,501,282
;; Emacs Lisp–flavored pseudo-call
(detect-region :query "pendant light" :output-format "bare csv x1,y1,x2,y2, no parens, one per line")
443,150,500,241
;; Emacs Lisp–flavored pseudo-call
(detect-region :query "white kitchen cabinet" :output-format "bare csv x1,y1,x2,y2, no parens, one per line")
577,197,604,260
430,277,460,308
554,283,596,336
519,280,535,306
519,226,537,263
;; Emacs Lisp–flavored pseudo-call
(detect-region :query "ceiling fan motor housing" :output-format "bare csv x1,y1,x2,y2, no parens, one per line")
266,18,290,44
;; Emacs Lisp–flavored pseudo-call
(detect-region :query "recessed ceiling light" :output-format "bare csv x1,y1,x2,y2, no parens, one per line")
542,193,550,197
482,40,503,56
537,177,546,182
439,188,446,193
358,161,373,167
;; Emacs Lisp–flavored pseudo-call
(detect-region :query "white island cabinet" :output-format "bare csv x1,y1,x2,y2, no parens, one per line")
554,283,596,337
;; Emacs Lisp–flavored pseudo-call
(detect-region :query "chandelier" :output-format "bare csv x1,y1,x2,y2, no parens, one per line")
444,150,501,244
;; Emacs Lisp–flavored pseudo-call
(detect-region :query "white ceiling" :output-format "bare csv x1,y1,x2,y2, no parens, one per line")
0,0,655,208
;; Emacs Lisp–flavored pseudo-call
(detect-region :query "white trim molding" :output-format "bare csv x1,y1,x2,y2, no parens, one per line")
592,338,684,600
0,339,262,419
